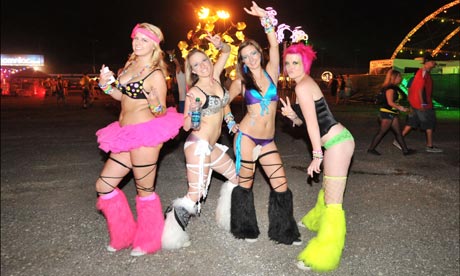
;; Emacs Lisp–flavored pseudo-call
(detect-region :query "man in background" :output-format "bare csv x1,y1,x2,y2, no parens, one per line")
395,54,442,153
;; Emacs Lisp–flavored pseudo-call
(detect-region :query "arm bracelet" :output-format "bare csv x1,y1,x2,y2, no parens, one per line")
102,85,113,95
226,120,236,133
260,7,278,33
149,103,165,115
312,150,324,160
224,112,235,124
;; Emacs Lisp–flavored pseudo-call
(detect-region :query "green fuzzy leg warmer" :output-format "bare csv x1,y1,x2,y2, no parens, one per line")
298,205,346,272
300,188,325,232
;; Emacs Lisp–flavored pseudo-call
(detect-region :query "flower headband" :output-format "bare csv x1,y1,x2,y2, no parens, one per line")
131,24,161,44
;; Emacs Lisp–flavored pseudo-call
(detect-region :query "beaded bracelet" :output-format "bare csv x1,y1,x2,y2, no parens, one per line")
312,150,324,160
226,120,236,133
98,83,113,95
102,86,113,95
149,103,165,115
260,7,278,33
224,112,234,124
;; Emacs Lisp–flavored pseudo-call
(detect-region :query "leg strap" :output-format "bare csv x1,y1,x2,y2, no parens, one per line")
133,162,157,193
97,156,131,195
238,159,256,185
259,150,287,190
210,143,236,181
185,140,213,213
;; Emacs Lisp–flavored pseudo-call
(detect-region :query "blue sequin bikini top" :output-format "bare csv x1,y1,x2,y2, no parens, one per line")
244,71,278,115
115,69,159,99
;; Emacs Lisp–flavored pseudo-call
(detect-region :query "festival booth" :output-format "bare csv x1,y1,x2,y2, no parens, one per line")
8,69,50,97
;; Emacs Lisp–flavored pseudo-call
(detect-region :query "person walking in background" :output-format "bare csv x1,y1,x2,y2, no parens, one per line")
396,54,443,153
280,43,355,272
172,55,187,113
367,69,415,156
55,75,65,105
343,74,353,104
80,73,91,109
327,74,338,98
95,23,183,257
161,34,238,250
335,74,345,105
63,79,69,98
225,1,301,246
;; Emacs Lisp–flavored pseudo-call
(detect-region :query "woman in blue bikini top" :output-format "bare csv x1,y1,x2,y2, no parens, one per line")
224,1,301,246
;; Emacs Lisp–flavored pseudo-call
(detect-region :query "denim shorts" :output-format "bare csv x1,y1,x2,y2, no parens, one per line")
405,108,436,130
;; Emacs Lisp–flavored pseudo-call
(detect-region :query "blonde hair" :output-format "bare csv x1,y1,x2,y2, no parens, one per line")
382,69,401,88
125,23,168,77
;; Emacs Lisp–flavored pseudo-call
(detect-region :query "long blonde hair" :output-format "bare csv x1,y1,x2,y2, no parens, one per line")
125,23,168,77
382,69,401,88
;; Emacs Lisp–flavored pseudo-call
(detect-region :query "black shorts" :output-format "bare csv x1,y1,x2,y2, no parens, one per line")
405,108,436,130
379,111,398,120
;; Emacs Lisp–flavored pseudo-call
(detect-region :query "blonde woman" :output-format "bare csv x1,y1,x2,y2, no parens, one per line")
95,23,183,256
162,34,238,249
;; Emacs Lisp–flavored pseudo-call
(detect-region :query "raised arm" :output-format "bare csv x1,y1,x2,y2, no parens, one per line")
244,1,279,81
206,33,231,80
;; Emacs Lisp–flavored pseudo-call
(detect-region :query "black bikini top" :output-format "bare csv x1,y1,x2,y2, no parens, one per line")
115,69,159,99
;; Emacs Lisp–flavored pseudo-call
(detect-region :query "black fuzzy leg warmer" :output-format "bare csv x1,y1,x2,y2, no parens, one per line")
268,189,301,244
230,185,260,239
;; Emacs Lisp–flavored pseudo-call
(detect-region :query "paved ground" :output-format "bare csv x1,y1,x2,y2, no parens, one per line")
1,93,459,276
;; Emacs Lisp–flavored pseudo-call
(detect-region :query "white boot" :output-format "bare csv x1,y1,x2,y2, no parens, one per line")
216,181,237,231
162,197,197,250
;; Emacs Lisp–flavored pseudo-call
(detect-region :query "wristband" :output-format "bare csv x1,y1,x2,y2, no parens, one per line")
224,112,235,124
312,150,323,160
149,103,165,115
102,85,113,95
227,120,236,133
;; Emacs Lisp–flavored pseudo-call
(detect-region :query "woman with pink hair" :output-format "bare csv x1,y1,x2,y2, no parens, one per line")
280,43,355,272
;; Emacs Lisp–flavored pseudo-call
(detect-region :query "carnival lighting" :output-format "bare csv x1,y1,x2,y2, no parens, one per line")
177,7,246,70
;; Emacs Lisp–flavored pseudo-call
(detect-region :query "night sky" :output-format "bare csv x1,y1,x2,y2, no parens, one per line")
1,0,457,73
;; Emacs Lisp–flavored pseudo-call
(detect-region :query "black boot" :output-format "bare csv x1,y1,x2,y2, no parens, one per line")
230,185,260,240
268,189,301,245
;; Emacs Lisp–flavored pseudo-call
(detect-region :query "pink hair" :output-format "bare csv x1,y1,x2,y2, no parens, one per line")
283,43,317,74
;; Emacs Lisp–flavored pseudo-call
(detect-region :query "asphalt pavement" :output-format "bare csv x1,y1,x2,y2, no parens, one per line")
1,93,459,276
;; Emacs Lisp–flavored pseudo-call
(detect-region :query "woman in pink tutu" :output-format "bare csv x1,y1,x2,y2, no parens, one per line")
95,22,183,257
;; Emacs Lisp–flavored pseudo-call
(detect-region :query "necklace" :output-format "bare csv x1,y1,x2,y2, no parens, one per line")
119,64,151,85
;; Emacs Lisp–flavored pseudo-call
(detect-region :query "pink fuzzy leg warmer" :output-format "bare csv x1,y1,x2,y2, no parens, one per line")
132,193,164,254
96,188,136,250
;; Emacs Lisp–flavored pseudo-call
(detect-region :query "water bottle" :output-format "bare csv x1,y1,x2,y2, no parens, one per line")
190,97,202,130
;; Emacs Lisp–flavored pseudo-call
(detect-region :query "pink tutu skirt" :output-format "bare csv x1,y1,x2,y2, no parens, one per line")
96,107,183,153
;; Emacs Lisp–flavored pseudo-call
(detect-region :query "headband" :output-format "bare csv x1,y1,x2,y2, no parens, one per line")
131,24,161,44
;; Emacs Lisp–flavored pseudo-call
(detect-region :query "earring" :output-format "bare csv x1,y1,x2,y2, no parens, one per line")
243,64,248,73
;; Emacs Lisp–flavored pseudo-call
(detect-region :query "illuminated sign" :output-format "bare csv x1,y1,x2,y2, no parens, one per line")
1,54,44,66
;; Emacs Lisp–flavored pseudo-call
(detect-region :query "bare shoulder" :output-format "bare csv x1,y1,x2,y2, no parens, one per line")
295,75,323,98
